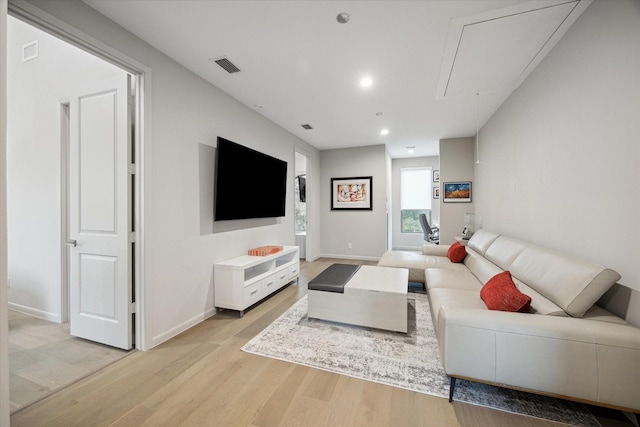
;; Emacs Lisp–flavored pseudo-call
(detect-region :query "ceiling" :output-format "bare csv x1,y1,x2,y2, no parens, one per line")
82,0,591,159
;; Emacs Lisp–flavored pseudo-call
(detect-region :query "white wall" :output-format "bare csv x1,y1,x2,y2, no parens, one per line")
474,0,640,325
19,0,320,349
6,16,125,321
320,145,387,260
391,156,439,250
305,145,321,261
385,150,392,251
1,0,11,423
439,137,475,244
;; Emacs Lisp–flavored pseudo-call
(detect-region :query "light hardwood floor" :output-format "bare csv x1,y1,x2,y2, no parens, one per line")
10,258,634,427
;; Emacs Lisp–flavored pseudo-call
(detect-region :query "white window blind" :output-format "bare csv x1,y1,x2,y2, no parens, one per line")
400,167,431,210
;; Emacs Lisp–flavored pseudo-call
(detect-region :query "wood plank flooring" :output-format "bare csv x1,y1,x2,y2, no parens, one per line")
10,258,634,427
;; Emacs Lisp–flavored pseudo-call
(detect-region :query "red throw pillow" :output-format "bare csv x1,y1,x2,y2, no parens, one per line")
447,242,467,263
480,271,531,313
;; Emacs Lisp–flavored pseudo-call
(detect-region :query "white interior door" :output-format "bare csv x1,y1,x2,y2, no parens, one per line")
68,75,133,350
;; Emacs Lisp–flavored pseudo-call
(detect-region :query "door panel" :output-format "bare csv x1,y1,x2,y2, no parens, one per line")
69,75,132,350
79,254,117,319
79,90,118,233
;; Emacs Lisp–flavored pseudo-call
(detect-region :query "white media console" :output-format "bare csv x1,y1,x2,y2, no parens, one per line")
214,246,300,317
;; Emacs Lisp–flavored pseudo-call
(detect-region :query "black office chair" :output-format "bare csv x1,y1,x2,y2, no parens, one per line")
419,213,439,244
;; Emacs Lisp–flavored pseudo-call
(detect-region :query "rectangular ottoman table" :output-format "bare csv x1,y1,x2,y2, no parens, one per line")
307,264,409,333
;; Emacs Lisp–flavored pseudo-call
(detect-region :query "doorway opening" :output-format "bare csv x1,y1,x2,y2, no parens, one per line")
294,150,309,260
6,13,142,412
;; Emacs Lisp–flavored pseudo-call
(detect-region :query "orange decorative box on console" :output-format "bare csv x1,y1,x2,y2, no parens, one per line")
248,246,283,256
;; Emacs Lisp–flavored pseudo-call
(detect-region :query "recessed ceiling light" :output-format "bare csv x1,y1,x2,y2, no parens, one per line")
407,146,415,153
380,129,389,136
360,77,373,88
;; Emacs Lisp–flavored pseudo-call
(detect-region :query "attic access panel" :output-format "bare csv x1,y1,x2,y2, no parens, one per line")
436,0,592,99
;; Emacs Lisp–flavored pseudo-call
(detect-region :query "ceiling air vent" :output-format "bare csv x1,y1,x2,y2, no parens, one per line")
22,40,39,62
212,57,241,74
301,124,313,130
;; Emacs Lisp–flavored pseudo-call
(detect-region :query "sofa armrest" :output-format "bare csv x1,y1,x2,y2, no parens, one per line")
422,244,450,256
438,307,640,411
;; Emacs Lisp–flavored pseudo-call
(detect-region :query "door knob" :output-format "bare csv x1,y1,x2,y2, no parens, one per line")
66,240,77,247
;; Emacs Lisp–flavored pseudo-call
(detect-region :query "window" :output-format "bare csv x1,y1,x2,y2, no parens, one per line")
400,167,432,233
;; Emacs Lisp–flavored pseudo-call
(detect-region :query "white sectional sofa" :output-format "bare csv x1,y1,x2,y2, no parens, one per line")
377,230,640,414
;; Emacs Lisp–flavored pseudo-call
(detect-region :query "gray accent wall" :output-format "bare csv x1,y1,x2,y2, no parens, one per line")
320,145,388,260
473,0,640,325
439,137,475,245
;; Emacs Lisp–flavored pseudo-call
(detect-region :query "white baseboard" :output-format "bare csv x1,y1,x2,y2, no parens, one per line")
316,253,379,262
8,302,60,323
150,307,216,348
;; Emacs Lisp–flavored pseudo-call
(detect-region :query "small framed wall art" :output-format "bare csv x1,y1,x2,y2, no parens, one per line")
433,170,440,182
433,186,440,199
443,181,471,203
331,176,372,210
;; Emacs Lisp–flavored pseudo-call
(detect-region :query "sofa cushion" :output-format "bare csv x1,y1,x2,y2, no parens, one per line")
422,244,450,257
484,236,528,271
581,305,628,324
467,230,500,256
463,249,504,285
428,288,487,325
377,250,467,283
447,242,467,263
425,268,481,291
481,271,532,313
509,246,621,317
514,280,568,316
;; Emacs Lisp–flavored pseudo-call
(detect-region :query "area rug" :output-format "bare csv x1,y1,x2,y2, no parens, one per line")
241,294,601,427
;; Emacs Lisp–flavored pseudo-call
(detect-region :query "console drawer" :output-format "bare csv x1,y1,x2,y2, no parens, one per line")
243,281,263,306
276,268,290,287
262,275,278,294
288,264,300,280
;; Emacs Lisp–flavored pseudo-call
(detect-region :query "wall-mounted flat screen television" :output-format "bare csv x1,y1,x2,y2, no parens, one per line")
214,137,288,221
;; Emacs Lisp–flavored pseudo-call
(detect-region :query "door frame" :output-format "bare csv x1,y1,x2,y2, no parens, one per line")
294,147,312,261
8,0,151,350
60,101,70,323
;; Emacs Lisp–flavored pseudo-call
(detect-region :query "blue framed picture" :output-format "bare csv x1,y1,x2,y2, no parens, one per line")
443,181,471,203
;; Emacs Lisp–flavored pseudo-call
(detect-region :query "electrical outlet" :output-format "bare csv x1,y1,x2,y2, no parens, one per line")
348,243,352,249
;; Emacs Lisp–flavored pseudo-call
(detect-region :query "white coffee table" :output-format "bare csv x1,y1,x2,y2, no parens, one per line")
307,265,409,333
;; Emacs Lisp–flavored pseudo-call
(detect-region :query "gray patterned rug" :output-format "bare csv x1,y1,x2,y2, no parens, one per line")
241,294,601,427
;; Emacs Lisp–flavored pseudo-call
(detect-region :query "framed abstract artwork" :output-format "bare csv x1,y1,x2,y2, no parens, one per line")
331,176,372,210
443,181,471,203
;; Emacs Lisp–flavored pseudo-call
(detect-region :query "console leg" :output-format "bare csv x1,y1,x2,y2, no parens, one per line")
448,377,456,403
634,412,639,427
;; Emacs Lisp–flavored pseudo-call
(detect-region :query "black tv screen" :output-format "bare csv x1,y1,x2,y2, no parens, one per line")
297,175,306,202
214,137,288,221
